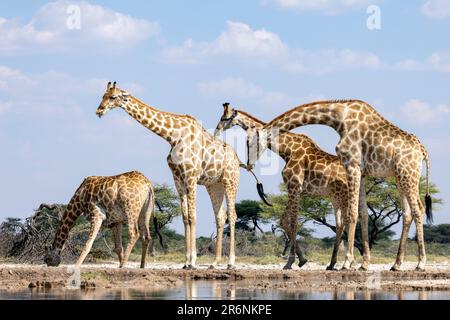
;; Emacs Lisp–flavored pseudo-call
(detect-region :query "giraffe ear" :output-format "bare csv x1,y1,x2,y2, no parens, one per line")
122,91,130,97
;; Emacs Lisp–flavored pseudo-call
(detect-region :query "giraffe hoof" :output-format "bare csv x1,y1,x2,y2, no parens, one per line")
359,266,368,271
182,264,189,270
415,266,425,272
208,265,216,270
390,265,401,271
227,264,236,270
298,260,308,268
326,265,336,271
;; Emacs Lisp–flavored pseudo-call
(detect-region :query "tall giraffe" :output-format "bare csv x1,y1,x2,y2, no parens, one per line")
214,103,370,270
96,82,245,269
251,99,432,271
45,171,154,268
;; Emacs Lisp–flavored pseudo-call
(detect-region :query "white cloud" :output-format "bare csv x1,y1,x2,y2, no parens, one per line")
421,0,450,19
163,20,382,75
400,99,449,125
0,67,82,116
161,21,288,64
162,20,450,75
264,0,381,15
395,51,450,72
0,101,12,114
426,52,450,72
198,77,263,99
285,49,381,75
197,77,325,116
0,0,159,55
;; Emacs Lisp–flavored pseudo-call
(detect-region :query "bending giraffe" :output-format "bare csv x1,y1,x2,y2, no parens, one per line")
96,82,266,269
214,103,369,270
45,171,155,268
252,99,432,271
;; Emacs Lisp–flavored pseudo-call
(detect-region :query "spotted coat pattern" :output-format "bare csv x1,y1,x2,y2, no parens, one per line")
96,82,240,269
260,100,431,271
214,104,369,270
45,171,154,268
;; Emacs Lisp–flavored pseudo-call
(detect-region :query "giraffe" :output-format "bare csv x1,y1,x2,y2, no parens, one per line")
249,99,432,271
214,103,369,270
45,171,155,268
96,82,246,269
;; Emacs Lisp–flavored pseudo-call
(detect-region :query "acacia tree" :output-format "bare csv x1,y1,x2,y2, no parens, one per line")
234,200,269,233
152,183,181,252
260,184,315,257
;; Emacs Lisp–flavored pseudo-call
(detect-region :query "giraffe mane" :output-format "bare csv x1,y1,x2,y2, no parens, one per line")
266,99,369,126
236,110,267,125
126,92,195,120
237,109,333,156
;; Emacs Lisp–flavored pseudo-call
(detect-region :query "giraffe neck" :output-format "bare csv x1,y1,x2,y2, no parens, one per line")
121,96,185,145
263,101,345,135
236,111,294,161
51,199,83,254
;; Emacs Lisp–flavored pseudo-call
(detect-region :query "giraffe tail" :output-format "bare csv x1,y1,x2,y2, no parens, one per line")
423,150,433,224
141,186,155,222
245,167,272,206
153,199,162,233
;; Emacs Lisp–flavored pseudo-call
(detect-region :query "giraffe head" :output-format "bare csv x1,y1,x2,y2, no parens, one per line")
96,81,131,118
44,246,61,267
214,102,238,136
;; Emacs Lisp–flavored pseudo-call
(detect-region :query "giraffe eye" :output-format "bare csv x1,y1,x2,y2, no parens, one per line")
110,95,117,100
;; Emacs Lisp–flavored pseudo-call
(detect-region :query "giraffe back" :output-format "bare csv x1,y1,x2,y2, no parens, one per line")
77,171,153,226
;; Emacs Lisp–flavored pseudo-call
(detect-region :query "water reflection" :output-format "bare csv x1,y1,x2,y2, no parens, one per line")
0,281,448,300
183,279,236,300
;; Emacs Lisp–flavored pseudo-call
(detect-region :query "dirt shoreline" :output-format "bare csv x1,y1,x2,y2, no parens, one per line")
1,262,450,291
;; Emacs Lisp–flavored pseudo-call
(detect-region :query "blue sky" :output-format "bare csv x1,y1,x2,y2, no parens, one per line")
0,0,449,238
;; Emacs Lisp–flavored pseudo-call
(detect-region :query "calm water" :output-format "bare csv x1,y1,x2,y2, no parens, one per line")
1,280,450,300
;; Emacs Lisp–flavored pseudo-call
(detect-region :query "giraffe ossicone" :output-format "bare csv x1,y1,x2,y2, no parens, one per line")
96,82,247,269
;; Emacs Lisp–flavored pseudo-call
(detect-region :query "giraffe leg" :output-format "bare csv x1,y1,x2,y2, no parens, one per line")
139,202,153,269
206,183,226,269
296,241,308,268
174,178,190,269
76,205,105,266
181,193,190,269
224,184,238,269
415,197,427,271
282,185,301,270
358,177,371,271
391,192,412,271
327,205,344,271
342,167,361,270
121,221,139,268
186,183,198,269
410,193,426,271
140,231,151,269
112,224,123,266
